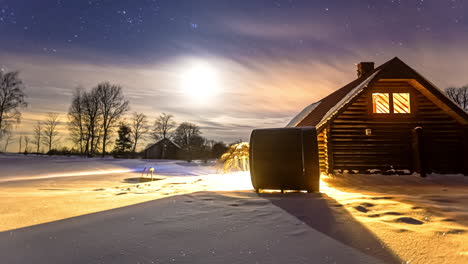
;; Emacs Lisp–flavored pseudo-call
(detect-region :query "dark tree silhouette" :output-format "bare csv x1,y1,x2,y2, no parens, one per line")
96,83,129,157
130,112,149,152
114,122,132,153
82,88,102,156
68,88,86,154
173,122,201,147
42,113,61,152
152,113,176,141
211,141,228,159
32,121,42,153
23,135,30,153
0,71,27,139
173,122,204,161
446,86,468,111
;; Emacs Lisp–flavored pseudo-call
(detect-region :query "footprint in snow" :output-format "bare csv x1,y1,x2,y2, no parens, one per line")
368,214,381,218
395,217,424,225
383,212,403,216
396,229,410,233
371,196,393,200
442,218,456,222
360,202,375,208
354,205,369,213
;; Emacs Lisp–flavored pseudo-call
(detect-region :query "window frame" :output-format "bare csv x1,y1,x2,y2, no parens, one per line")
369,88,415,118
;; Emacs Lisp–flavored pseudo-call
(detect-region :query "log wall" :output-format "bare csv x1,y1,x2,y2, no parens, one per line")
326,80,465,173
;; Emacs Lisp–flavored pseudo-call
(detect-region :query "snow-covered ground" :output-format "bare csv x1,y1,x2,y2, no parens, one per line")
0,154,217,182
0,154,467,263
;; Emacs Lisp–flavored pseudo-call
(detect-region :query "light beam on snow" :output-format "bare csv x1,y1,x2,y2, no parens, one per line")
0,169,137,183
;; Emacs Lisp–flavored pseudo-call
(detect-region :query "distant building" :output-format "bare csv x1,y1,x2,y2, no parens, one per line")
288,57,468,175
143,138,180,159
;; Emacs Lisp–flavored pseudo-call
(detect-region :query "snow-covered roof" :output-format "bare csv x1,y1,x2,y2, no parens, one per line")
286,101,321,127
316,70,380,128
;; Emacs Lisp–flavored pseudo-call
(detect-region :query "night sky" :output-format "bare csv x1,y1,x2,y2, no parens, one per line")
1,0,468,149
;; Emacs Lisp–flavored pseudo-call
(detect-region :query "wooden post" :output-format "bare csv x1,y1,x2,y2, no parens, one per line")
412,127,426,177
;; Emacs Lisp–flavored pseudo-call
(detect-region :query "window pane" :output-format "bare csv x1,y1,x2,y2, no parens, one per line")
372,93,390,113
393,93,411,113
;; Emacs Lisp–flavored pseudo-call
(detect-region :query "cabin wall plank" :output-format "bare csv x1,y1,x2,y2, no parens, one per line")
328,80,464,173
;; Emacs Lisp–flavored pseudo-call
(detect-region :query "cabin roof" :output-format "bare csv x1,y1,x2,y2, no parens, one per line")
288,57,468,129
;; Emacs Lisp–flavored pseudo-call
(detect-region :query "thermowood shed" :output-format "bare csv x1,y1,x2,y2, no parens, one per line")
288,57,468,175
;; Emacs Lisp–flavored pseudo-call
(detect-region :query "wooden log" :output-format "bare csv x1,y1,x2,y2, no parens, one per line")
412,127,427,177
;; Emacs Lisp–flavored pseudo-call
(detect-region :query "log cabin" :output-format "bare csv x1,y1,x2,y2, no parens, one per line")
288,57,468,175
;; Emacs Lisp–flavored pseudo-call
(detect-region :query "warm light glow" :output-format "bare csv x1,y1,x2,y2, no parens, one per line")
393,93,411,113
181,62,219,100
372,93,390,113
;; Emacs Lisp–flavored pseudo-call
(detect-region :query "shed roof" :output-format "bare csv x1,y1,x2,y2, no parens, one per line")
144,138,181,151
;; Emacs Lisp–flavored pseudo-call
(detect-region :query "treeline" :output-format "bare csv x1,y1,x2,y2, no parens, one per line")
67,83,229,160
112,113,229,161
0,70,231,159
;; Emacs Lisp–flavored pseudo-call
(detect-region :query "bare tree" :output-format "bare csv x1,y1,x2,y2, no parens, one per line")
446,86,468,111
68,88,86,154
130,112,149,152
0,71,28,139
42,113,61,152
2,131,13,152
173,122,201,147
173,122,204,161
95,83,129,157
82,89,102,156
23,135,30,153
32,121,42,153
18,135,22,153
153,113,176,141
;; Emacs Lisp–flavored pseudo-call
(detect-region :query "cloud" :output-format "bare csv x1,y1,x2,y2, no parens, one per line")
3,35,468,151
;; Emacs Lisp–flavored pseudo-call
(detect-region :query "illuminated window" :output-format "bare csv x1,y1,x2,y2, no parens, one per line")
393,93,411,113
372,93,390,113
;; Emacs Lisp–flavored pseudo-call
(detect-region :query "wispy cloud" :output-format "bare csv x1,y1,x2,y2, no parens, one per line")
2,35,468,151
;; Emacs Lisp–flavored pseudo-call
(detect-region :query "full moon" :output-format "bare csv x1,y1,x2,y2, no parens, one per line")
181,62,219,100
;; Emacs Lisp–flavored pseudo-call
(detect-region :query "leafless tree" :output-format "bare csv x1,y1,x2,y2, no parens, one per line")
68,87,86,154
95,83,129,157
32,121,42,153
2,131,13,152
446,86,468,111
82,88,102,156
153,113,176,141
18,135,22,153
42,113,61,152
0,71,28,139
23,135,30,153
173,122,201,147
130,112,149,152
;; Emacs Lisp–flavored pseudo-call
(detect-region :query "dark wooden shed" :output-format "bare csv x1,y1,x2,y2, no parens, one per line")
289,57,468,175
143,138,180,159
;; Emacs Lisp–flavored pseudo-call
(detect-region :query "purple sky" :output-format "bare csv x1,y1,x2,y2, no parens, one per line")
1,0,468,150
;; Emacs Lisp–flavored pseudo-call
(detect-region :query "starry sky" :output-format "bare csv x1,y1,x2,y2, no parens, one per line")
1,0,468,150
